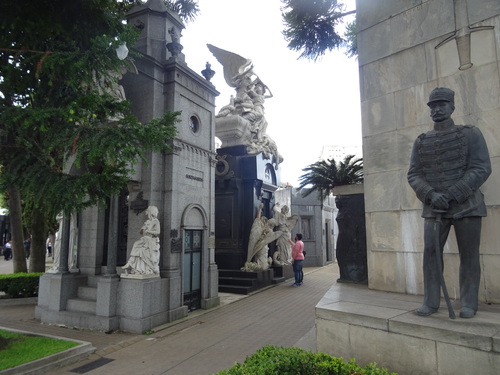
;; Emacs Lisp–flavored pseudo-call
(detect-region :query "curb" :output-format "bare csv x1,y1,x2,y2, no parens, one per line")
0,326,96,375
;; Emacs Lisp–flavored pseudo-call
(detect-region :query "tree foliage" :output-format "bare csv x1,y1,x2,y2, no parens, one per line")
281,0,356,60
343,20,357,58
0,0,179,270
120,0,200,23
297,155,363,200
1,0,178,216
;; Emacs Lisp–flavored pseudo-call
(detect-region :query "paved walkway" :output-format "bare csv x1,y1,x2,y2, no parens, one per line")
0,257,340,375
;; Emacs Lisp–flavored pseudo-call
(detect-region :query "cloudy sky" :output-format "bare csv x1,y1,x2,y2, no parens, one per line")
181,0,360,186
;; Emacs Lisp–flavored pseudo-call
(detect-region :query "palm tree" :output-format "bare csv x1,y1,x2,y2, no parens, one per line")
297,155,363,200
165,0,200,22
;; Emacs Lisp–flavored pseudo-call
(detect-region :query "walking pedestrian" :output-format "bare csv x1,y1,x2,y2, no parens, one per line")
3,240,12,260
46,239,52,257
24,237,31,259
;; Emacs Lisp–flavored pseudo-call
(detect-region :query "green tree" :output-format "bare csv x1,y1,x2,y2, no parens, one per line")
120,0,200,22
281,0,356,60
0,0,178,272
297,155,363,200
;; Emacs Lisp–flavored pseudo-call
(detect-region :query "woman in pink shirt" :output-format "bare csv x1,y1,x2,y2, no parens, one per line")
289,233,304,286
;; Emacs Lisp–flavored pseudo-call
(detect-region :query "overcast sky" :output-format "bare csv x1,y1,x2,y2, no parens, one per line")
181,0,360,186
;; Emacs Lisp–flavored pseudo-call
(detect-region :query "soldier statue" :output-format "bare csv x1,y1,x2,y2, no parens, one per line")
408,87,491,318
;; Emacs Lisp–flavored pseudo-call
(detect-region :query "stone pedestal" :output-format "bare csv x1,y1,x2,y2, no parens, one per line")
271,264,294,281
117,277,187,333
316,282,500,374
216,115,252,148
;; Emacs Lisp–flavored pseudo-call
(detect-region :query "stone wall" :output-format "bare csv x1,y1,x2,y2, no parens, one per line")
358,0,500,302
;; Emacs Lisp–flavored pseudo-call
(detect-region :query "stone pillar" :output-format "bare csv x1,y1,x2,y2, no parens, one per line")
105,195,119,276
58,216,71,274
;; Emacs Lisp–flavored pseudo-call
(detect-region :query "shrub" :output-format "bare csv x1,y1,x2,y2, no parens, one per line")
0,273,43,298
214,345,397,375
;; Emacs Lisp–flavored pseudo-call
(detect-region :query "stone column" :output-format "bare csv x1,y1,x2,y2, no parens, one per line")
105,195,119,276
58,216,71,274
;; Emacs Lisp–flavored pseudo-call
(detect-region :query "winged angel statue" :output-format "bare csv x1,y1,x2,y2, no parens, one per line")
242,204,282,271
242,203,299,271
207,44,283,167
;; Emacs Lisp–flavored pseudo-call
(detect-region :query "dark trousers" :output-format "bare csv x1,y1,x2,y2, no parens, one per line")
423,217,481,311
293,260,304,284
3,248,12,260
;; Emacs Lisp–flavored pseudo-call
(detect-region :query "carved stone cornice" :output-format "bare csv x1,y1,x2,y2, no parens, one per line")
171,138,217,160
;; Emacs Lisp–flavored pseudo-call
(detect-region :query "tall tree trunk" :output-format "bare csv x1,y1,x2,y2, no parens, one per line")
29,207,48,273
7,184,27,273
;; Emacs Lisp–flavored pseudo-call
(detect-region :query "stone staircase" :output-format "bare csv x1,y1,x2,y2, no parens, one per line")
218,268,286,295
66,283,97,314
62,276,119,332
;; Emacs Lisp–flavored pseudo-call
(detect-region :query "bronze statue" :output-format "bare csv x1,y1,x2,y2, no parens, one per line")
408,87,491,318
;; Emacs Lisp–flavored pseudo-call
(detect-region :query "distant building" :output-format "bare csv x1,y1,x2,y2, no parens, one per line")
285,187,336,267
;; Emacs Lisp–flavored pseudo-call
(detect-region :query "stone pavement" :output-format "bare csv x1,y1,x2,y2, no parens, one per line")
0,257,339,375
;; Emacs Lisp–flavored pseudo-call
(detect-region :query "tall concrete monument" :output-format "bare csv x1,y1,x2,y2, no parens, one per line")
316,1,500,373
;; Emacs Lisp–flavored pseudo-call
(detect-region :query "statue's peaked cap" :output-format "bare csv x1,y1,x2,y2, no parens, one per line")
427,87,455,106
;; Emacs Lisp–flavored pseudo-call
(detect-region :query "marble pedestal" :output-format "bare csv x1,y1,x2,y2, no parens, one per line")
316,283,500,374
117,276,187,333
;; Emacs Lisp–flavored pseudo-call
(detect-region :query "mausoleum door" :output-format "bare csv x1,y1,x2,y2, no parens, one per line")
116,190,129,266
102,189,129,267
326,221,332,262
183,229,202,311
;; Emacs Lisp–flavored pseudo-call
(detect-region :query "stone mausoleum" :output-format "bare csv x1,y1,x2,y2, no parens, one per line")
316,1,500,373
36,0,220,333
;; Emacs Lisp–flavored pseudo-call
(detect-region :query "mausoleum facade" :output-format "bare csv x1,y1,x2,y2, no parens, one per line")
36,0,220,333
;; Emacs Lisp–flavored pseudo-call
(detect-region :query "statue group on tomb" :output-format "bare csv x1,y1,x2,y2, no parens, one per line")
243,202,298,272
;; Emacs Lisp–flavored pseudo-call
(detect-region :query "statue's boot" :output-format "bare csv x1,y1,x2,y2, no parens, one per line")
416,305,438,316
459,307,476,318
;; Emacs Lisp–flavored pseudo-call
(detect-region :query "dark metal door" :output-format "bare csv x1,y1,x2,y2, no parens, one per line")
183,230,202,311
326,221,332,261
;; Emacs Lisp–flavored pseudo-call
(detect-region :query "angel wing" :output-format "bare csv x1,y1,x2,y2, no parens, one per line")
207,44,253,88
247,218,264,262
248,230,283,263
286,214,300,230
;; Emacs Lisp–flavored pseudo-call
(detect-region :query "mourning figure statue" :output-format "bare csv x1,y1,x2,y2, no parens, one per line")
408,87,491,318
122,206,160,276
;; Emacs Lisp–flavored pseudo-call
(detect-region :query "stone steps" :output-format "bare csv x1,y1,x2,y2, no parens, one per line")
66,285,97,314
218,269,277,295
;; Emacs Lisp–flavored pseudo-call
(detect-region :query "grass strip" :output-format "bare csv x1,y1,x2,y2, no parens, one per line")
0,328,79,370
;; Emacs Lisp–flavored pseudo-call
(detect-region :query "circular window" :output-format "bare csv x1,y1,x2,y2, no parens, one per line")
189,116,200,133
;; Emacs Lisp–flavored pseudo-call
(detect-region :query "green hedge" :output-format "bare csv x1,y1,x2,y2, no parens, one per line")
0,273,43,298
214,345,397,375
